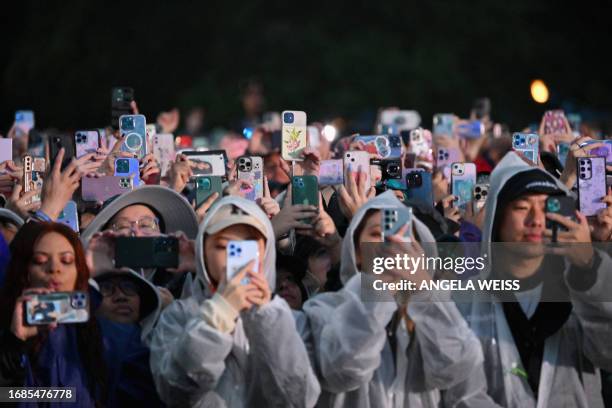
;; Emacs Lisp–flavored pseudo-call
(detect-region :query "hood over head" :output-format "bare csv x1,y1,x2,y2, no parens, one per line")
194,196,276,296
339,190,437,284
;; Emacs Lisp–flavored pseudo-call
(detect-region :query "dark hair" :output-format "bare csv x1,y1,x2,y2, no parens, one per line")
0,222,107,399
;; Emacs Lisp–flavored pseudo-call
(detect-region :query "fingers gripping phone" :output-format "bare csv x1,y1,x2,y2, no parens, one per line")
577,157,607,217
119,114,147,159
25,292,89,325
451,162,476,212
512,133,540,165
195,176,223,208
545,196,576,233
237,156,264,200
115,237,179,269
382,207,413,241
281,110,307,161
227,240,259,285
343,151,371,191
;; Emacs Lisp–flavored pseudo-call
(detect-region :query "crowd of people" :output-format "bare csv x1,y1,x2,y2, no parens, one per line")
0,89,611,407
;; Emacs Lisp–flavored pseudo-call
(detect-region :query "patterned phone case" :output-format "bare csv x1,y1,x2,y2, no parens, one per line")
451,163,476,211
319,159,344,186
75,130,100,158
114,158,142,187
577,157,607,216
354,135,402,159
237,156,264,200
281,110,307,161
543,110,566,134
512,133,540,165
153,133,176,177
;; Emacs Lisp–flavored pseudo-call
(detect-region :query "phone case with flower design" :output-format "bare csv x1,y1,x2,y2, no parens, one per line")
281,110,307,161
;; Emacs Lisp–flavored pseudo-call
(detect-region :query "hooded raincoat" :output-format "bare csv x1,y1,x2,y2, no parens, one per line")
460,152,612,407
300,191,486,407
149,196,320,407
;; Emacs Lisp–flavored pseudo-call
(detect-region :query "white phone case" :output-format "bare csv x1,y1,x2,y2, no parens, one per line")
226,241,259,285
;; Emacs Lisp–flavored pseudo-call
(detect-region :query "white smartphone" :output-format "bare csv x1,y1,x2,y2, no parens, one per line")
226,240,259,285
281,110,307,161
343,150,371,191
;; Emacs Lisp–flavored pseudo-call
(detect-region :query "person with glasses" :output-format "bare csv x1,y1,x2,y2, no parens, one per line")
94,269,163,406
81,186,199,300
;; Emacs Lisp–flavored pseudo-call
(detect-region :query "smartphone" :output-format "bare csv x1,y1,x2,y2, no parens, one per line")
146,124,157,140
379,110,421,132
111,87,134,129
567,113,582,137
75,130,100,158
119,114,147,159
408,128,431,157
436,147,462,169
183,150,227,177
371,158,402,182
26,129,46,158
281,110,307,161
0,139,12,163
25,291,89,325
545,196,576,232
49,134,76,170
381,207,413,241
456,120,484,139
577,157,607,217
153,133,176,177
81,176,133,202
319,159,344,186
292,175,318,206
226,240,259,285
14,110,35,137
343,151,371,190
451,162,477,212
433,113,455,138
543,110,567,134
557,142,570,167
308,126,321,150
114,157,142,187
473,183,489,213
512,133,540,165
56,201,79,232
115,236,179,269
23,155,46,204
579,140,612,165
354,135,402,159
405,170,433,205
237,156,264,201
195,176,223,207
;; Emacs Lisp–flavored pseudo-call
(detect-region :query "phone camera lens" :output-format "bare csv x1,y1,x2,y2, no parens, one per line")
283,112,295,124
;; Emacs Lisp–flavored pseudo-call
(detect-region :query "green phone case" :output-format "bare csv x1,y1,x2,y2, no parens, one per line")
196,176,223,208
292,175,318,223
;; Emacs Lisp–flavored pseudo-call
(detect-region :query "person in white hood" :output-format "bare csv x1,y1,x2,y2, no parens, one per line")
149,196,320,407
300,190,486,407
460,151,612,407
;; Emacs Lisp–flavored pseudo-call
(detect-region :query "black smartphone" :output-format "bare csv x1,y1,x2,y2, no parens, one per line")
49,134,76,170
111,87,134,130
372,158,402,181
545,196,575,233
115,236,179,269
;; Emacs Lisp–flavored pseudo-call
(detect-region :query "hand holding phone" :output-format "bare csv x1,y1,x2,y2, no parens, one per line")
382,207,413,241
25,291,89,325
115,236,179,269
226,240,259,285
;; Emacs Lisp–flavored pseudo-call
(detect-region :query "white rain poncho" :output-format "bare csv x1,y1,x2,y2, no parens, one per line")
458,151,612,407
300,190,486,407
148,196,320,407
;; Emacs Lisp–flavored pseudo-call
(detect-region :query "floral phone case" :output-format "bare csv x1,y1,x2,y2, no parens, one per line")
281,110,307,161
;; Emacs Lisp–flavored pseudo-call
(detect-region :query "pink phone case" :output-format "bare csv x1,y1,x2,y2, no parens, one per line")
153,133,176,177
82,176,133,202
75,131,100,158
237,156,264,200
343,151,371,190
0,139,12,163
543,110,566,134
436,147,462,169
577,157,607,216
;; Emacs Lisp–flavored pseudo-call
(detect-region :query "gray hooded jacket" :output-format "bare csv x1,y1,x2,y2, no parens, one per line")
459,152,612,407
300,191,485,407
148,196,320,407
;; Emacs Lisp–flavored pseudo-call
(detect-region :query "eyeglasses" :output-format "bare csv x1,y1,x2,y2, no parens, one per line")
99,279,140,298
110,216,160,236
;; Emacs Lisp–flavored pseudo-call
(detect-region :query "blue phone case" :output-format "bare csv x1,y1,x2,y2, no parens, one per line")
114,158,142,186
404,171,433,205
56,201,79,232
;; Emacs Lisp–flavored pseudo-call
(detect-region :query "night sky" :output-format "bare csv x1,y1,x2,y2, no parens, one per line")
2,0,611,133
